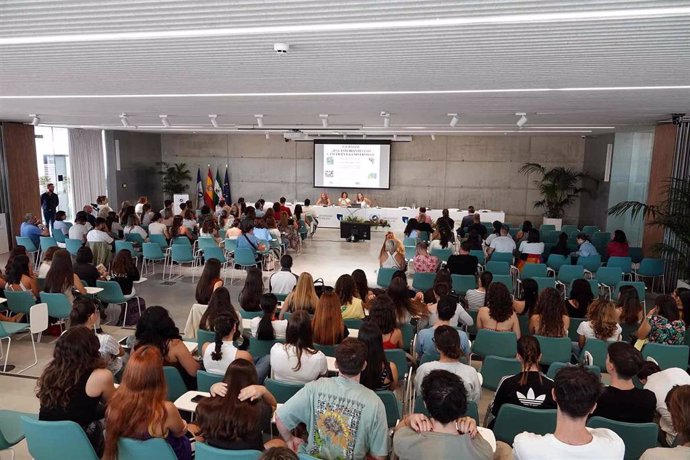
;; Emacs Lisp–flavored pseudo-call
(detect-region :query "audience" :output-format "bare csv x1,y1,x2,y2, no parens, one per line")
550,232,571,257
529,287,570,337
352,268,374,305
123,214,148,241
202,315,253,376
368,294,403,349
403,218,419,239
268,255,298,296
465,271,493,310
672,287,689,321
239,267,264,312
20,213,49,248
617,285,643,340
517,229,545,269
416,295,471,359
446,241,479,276
567,278,595,318
69,298,124,373
513,366,624,459
5,253,39,299
387,276,426,325
606,230,630,258
413,241,439,273
577,298,622,349
572,233,599,258
636,294,686,345
477,283,521,336
195,258,224,305
394,370,492,460
73,246,106,288
280,272,319,317
429,226,453,251
270,310,327,384
336,273,365,319
199,287,237,331
515,220,532,242
380,238,406,270
426,282,473,327
487,225,516,256
37,246,58,278
170,215,195,241
513,278,538,316
251,293,287,339
641,386,690,459
110,249,141,298
275,339,389,460
358,321,398,391
148,212,170,239
86,217,115,245
312,291,349,345
44,248,87,304
68,212,90,242
104,345,192,460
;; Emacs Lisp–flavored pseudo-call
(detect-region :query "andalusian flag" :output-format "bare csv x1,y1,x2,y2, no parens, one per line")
204,167,215,208
223,166,231,204
214,168,223,206
195,168,203,208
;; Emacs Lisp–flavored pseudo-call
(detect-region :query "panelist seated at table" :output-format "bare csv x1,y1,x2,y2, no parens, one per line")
315,192,332,206
338,192,352,207
355,193,372,208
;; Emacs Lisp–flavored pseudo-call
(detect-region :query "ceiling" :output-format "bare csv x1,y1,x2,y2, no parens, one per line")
1,0,690,136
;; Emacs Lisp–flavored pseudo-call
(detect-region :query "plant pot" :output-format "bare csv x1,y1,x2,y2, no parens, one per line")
542,217,562,231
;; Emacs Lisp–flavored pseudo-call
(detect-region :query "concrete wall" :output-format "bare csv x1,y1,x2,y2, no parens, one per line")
579,134,614,230
160,133,586,225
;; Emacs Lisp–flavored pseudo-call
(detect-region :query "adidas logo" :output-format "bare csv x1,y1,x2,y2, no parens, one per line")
516,388,547,407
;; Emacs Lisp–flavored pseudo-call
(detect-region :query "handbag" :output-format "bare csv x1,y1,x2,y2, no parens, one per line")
313,278,332,297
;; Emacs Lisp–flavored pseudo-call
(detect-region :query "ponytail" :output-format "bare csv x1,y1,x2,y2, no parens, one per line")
257,294,278,341
517,335,542,386
211,315,236,361
69,298,97,327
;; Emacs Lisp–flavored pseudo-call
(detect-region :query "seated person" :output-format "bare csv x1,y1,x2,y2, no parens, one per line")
20,212,48,248
529,287,570,337
337,191,351,207
476,283,521,337
53,210,72,235
270,311,327,384
640,385,690,460
368,295,403,349
413,241,440,273
571,233,599,259
517,229,545,270
414,325,481,404
487,225,516,256
358,322,398,391
148,212,170,239
429,226,454,251
393,370,493,460
275,339,389,460
606,230,630,258
636,294,686,345
73,246,106,288
203,315,253,376
268,255,298,296
336,274,365,320
550,232,571,257
312,291,349,345
403,218,420,239
513,366,625,460
123,214,148,241
86,217,115,244
69,298,125,374
416,296,471,359
251,294,288,340
426,281,473,328
237,221,267,259
592,342,656,423
379,238,406,270
577,299,622,350
69,211,91,243
446,241,479,276
315,192,332,206
38,246,58,278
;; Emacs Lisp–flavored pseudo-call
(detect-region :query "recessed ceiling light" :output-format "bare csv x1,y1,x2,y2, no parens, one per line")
516,113,528,127
380,112,390,128
209,114,219,128
319,114,329,128
265,132,270,139
159,115,170,128
119,113,130,127
448,113,459,127
254,114,264,128
431,134,436,141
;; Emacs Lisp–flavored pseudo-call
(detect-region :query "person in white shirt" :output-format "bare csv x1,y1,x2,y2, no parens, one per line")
466,271,493,310
488,225,516,256
302,198,319,236
202,314,253,376
68,212,91,243
122,215,148,241
134,196,147,218
269,310,327,384
250,293,288,339
269,255,298,296
484,221,502,247
640,385,690,460
86,217,115,244
513,366,624,460
147,212,170,239
638,362,690,446
140,203,154,226
576,299,622,351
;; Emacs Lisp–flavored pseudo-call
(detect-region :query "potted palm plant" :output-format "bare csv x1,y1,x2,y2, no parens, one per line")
519,163,592,230
157,162,192,199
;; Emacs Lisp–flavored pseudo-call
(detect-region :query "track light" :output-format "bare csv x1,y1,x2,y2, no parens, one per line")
516,113,528,127
209,114,219,128
431,133,436,141
393,134,398,141
120,113,130,128
448,113,459,127
265,132,270,139
319,114,329,128
29,114,40,126
380,112,390,128
254,114,264,128
159,115,170,128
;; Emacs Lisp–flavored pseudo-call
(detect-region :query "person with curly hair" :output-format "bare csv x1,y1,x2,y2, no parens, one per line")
368,294,404,349
477,283,521,337
530,287,570,337
576,299,622,350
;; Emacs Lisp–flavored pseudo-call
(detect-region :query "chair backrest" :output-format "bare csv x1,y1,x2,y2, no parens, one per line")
592,231,611,242
248,338,283,358
16,236,38,252
343,318,363,329
384,349,409,382
417,231,429,243
546,362,601,380
567,317,586,342
469,249,486,265
595,266,623,287
430,248,453,262
264,378,304,404
197,237,217,250
540,224,556,232
638,258,665,276
557,264,584,284
581,338,611,369
520,263,547,280
641,343,690,370
314,343,337,357
125,232,145,244
117,437,178,460
411,272,435,292
480,356,522,391
531,276,556,294
96,280,127,303
451,274,477,295
4,290,36,314
197,370,224,392
612,281,646,302
578,255,602,272
375,390,402,428
586,416,658,460
472,330,517,359
39,292,72,319
234,247,258,266
491,274,513,292
376,267,397,289
546,254,567,272
197,328,216,351
239,308,263,319
223,238,238,252
404,245,416,262
21,416,99,460
172,236,192,246
400,322,415,352
39,236,57,252
561,225,579,234
582,225,599,234
493,404,557,446
195,442,262,460
628,247,643,264
203,246,226,263
149,234,169,250
65,238,83,256
30,303,49,335
403,237,417,247
606,256,632,274
171,244,194,262
490,252,514,265
163,366,188,401
52,228,66,243
115,240,136,257
485,261,510,275
541,230,559,244
534,336,572,365
142,242,165,259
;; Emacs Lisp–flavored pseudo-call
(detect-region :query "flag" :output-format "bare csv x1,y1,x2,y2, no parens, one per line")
214,168,223,206
223,166,231,204
204,167,215,208
195,167,203,208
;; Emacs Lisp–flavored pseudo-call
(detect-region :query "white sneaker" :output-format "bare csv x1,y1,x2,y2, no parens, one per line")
583,351,594,367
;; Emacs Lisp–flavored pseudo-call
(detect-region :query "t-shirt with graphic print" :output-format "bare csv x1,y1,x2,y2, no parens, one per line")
276,375,389,460
488,371,556,427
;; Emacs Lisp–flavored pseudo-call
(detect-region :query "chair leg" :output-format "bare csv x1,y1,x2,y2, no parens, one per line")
2,337,11,373
16,332,37,374
121,302,128,327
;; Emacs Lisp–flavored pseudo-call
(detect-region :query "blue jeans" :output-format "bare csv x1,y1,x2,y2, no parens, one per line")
255,354,270,384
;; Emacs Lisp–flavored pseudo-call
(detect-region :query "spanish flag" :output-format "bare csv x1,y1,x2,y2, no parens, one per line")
204,167,215,208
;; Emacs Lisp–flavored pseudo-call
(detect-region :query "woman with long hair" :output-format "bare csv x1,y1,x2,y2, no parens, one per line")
477,283,521,337
38,246,58,278
38,326,116,456
239,267,264,312
488,335,555,428
195,259,224,305
252,293,287,340
279,272,319,318
429,227,453,251
351,269,373,305
617,285,643,340
135,306,200,390
312,291,349,345
379,238,406,270
200,216,220,241
110,249,140,296
566,278,595,318
368,294,403,349
170,215,195,241
637,294,686,345
336,274,365,319
513,278,539,315
403,218,419,239
123,214,148,241
577,298,622,349
386,277,426,325
202,315,253,375
225,218,243,239
607,229,630,258
529,288,570,337
194,359,283,451
44,248,86,303
69,298,124,373
358,321,398,391
199,287,238,331
5,253,39,299
269,310,327,383
104,346,191,460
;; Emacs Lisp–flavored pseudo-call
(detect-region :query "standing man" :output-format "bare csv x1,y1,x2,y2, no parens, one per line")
40,183,59,233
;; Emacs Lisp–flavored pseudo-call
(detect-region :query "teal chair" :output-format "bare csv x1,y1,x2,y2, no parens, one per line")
125,232,146,245
403,237,417,247
142,242,167,276
612,281,646,304
169,244,197,281
546,362,601,380
197,370,224,392
412,272,435,292
0,410,36,459
540,224,556,232
196,442,261,459
343,318,363,329
490,252,514,265
418,231,429,243
203,246,228,265
0,320,35,373
115,240,138,257
451,274,477,295
519,263,547,280
64,238,83,257
196,236,217,252
248,338,282,358
230,247,258,285
606,256,632,278
534,336,572,366
384,349,409,384
486,261,510,275
197,328,215,352
587,417,658,460
149,233,169,250
314,343,337,357
466,309,479,336
4,290,35,315
118,437,177,460
518,314,530,337
15,237,39,266
223,237,238,254
629,247,644,264
546,254,567,275
39,292,71,328
52,228,66,244
430,248,453,262
542,230,559,244
163,366,188,401
404,245,416,262
469,249,486,266
556,265,584,293
376,390,403,428
480,356,522,391
97,280,142,327
172,236,192,246
274,292,288,302
580,338,610,370
641,343,689,370
635,258,666,292
595,266,623,298
39,236,57,254
240,308,263,319
376,268,397,289
567,317,586,342
582,225,599,234
493,404,557,446
472,330,518,360
401,322,415,352
265,378,304,403
578,255,602,274
491,274,513,292
531,276,556,294
21,416,99,460
561,225,579,234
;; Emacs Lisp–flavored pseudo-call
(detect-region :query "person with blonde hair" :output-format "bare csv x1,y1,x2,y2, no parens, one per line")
279,272,319,319
577,298,622,349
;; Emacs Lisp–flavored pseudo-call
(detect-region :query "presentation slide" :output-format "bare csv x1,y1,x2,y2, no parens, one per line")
314,141,391,189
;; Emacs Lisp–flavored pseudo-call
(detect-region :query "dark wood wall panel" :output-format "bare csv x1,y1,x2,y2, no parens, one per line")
1,123,41,239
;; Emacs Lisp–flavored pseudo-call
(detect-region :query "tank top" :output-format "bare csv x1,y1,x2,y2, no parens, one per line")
39,372,103,427
203,341,239,375
382,252,401,269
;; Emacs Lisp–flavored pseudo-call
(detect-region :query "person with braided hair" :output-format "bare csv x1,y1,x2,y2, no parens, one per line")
202,314,253,376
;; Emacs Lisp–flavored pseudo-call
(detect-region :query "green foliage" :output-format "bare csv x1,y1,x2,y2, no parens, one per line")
519,163,592,218
157,162,192,198
608,177,690,279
